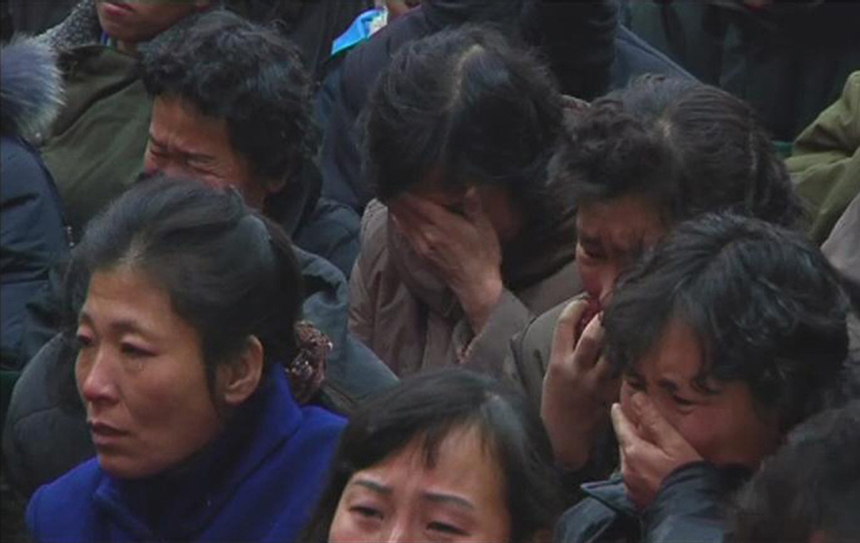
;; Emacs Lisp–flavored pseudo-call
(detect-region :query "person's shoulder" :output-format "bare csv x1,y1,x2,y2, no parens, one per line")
356,200,391,266
26,458,102,540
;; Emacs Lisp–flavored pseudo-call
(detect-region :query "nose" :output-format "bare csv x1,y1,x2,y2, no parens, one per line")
78,348,119,407
383,519,422,543
596,267,618,306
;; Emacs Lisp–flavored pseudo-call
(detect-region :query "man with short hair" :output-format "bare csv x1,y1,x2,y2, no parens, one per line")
138,9,360,276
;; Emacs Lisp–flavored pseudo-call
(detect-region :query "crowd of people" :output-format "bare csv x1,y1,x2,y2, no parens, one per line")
1,1,858,542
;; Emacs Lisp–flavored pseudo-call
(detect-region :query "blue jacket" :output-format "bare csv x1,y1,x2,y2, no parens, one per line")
26,368,345,543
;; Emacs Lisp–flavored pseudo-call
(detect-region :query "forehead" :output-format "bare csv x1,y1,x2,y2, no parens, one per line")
354,426,505,497
577,194,665,249
635,319,704,383
81,267,195,340
150,96,232,154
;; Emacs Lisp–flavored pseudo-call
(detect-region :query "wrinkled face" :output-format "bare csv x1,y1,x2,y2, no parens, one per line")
620,320,781,468
75,267,223,479
144,96,270,209
575,194,665,303
96,1,207,46
329,427,512,543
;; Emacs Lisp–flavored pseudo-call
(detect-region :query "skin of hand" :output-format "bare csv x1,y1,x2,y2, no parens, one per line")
389,188,503,334
611,393,703,510
541,299,620,470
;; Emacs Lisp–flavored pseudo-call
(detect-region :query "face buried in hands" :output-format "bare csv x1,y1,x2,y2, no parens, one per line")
75,266,224,479
329,425,512,543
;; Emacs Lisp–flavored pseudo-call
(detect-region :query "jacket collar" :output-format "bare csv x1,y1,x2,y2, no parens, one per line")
581,474,638,519
93,368,303,541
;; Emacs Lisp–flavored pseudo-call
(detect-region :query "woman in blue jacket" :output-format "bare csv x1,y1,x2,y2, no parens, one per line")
25,177,345,542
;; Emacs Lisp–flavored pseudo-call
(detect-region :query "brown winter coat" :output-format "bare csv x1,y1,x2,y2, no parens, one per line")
348,200,580,378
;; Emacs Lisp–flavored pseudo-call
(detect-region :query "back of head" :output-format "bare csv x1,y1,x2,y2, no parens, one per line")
732,401,860,543
140,9,315,186
364,25,567,229
301,369,562,543
68,176,304,385
610,76,803,227
605,213,849,432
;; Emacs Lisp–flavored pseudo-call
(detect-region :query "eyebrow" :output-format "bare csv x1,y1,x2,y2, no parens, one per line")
78,310,154,339
351,479,476,510
422,492,475,511
148,133,215,164
352,479,392,496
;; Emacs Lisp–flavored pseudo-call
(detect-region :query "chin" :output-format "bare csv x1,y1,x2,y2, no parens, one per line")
97,453,163,480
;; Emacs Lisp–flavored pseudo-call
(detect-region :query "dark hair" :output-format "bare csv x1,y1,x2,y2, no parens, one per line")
140,10,315,188
604,213,849,431
731,401,860,543
300,369,563,543
364,25,570,233
553,76,802,227
66,175,304,392
548,98,679,224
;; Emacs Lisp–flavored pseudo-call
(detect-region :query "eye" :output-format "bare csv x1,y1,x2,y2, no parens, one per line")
624,375,646,392
351,505,383,520
428,521,468,536
672,394,695,408
120,343,154,358
580,242,606,260
74,332,94,350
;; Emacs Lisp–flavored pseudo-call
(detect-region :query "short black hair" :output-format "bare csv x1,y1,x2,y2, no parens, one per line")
553,76,802,227
300,369,563,543
67,176,304,393
604,213,849,431
610,76,802,228
732,401,860,543
364,25,571,234
140,9,315,187
548,98,679,224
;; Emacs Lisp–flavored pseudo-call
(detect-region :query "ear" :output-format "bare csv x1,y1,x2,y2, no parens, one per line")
217,336,264,406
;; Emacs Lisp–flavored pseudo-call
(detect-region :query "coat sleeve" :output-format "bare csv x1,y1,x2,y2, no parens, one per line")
504,299,569,407
642,462,743,543
788,71,860,243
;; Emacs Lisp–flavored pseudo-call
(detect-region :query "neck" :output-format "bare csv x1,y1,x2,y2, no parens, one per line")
116,40,137,55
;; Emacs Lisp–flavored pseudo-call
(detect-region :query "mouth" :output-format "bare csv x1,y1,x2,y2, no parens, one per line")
88,421,129,444
101,2,134,15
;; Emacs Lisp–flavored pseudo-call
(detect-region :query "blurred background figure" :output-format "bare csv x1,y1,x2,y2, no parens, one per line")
732,401,860,543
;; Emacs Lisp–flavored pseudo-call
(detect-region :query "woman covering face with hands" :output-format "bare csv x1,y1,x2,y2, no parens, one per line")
555,213,851,543
348,25,581,378
516,76,802,477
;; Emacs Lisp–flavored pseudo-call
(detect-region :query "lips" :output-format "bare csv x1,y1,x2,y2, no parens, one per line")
88,421,129,445
101,2,134,17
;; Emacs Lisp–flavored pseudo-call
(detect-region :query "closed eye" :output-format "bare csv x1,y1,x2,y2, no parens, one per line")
120,343,155,358
351,506,383,520
428,521,468,536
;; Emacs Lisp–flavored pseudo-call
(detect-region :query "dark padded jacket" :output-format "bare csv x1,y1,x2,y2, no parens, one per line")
0,39,71,370
554,462,749,543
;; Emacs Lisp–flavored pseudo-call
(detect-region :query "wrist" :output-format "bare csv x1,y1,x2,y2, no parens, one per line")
456,274,504,333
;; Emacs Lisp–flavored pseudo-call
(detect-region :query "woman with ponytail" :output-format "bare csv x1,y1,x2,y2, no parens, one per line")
25,176,345,543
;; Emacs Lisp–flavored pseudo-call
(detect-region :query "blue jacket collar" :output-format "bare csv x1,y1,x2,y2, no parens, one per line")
93,368,303,541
